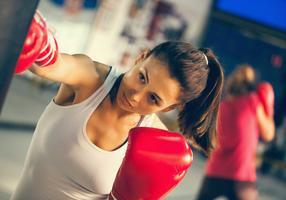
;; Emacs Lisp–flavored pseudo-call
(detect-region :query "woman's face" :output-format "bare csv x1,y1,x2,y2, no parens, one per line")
116,55,182,115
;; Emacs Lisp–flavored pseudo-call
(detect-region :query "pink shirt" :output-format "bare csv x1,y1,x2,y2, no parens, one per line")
206,92,260,182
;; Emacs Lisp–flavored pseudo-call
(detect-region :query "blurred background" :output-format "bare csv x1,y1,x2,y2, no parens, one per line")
0,0,286,199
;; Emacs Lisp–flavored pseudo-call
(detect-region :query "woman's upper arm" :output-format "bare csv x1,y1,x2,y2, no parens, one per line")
29,53,99,88
256,103,275,142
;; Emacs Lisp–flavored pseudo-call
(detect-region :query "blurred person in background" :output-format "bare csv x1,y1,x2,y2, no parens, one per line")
196,64,275,200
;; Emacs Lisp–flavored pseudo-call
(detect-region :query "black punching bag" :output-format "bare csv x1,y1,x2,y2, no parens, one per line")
0,0,39,113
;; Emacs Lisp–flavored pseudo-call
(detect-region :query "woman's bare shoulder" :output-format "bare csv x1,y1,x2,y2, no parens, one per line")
69,54,110,88
53,57,111,105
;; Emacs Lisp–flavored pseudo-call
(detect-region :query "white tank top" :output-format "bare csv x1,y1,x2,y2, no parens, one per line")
11,66,154,200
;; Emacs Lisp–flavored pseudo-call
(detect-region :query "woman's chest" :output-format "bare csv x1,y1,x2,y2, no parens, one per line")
35,109,127,194
86,109,138,151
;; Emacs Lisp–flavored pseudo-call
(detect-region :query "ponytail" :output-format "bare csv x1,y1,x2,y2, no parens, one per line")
178,48,224,155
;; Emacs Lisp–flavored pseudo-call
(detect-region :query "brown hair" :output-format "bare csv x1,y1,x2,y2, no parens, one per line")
148,41,224,155
226,64,256,96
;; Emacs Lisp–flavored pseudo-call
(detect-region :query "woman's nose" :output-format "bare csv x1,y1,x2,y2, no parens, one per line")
129,89,144,103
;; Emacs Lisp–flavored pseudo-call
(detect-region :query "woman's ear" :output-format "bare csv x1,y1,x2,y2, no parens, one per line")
134,48,151,65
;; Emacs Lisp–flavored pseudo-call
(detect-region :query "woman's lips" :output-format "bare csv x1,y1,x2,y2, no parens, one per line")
122,93,134,108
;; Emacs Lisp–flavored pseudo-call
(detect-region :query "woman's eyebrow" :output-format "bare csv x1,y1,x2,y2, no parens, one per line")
144,68,149,83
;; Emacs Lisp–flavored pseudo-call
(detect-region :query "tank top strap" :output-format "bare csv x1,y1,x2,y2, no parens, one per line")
84,66,122,109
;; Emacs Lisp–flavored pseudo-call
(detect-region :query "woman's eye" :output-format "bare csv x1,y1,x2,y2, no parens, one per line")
149,94,157,104
139,72,146,83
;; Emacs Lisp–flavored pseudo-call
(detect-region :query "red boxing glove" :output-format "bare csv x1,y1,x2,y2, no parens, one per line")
257,82,275,117
109,127,193,200
34,13,59,67
15,11,58,74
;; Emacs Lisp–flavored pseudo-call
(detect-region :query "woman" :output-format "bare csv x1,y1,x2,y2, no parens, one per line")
196,64,275,200
11,32,224,199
